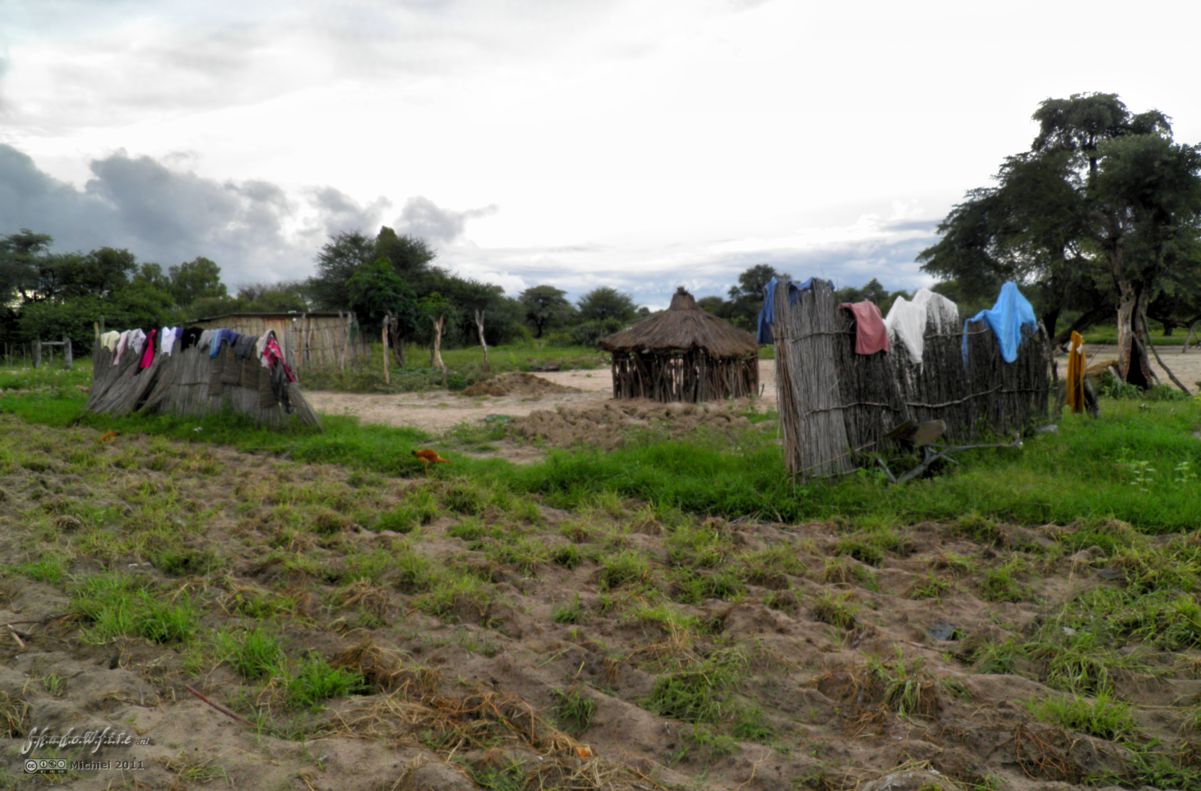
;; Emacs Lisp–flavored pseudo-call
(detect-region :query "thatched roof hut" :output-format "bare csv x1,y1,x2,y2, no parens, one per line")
598,287,759,402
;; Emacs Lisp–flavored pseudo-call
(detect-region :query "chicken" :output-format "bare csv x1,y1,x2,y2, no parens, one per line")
98,430,119,443
411,449,450,468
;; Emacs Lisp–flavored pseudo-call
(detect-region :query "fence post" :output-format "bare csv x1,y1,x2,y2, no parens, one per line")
33,340,41,369
64,334,73,369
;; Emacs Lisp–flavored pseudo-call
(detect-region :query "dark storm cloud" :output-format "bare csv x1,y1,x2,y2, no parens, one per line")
309,186,389,236
394,196,497,244
0,144,322,285
0,144,501,288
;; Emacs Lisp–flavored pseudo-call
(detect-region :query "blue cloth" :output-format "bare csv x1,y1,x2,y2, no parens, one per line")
209,329,240,359
961,281,1037,364
757,277,832,344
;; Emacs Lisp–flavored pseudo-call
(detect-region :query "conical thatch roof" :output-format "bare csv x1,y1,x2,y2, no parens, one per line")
598,288,757,358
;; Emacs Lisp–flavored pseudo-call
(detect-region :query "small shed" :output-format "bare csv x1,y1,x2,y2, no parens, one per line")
192,312,363,372
599,287,759,402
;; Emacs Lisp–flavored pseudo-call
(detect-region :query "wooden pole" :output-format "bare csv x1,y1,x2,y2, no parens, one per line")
381,315,391,386
63,334,73,369
474,309,490,373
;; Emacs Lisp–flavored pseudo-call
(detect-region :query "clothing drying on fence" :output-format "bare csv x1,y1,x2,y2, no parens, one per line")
839,301,890,355
87,325,319,428
99,331,120,353
962,281,1038,364
766,278,1050,480
757,276,832,344
139,329,158,370
1066,331,1086,413
884,288,959,365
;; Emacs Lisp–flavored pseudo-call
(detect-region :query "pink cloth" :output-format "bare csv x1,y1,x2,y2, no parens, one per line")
262,334,296,382
139,328,158,370
840,301,890,355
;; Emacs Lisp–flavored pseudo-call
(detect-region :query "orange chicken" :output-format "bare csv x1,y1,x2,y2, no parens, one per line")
411,449,450,468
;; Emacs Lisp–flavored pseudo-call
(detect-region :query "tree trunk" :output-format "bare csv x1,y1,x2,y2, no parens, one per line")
1040,306,1061,347
1116,279,1157,388
474,309,490,373
431,316,447,386
381,317,391,386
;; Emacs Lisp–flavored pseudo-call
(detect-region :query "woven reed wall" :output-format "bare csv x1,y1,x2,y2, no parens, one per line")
192,313,365,372
88,342,320,429
772,280,1050,479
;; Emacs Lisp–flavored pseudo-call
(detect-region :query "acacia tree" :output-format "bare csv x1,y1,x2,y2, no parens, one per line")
920,93,1201,385
519,285,574,338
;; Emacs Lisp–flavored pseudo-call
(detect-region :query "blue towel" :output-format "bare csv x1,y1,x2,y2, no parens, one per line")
757,277,832,344
209,328,240,359
962,281,1037,364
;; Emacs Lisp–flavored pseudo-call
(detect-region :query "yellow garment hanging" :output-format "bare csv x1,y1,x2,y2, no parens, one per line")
1066,331,1086,413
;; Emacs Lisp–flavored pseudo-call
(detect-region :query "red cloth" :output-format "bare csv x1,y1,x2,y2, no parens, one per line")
139,328,158,370
840,301,890,355
262,335,296,382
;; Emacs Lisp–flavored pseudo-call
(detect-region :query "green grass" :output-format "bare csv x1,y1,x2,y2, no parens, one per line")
71,573,198,644
507,398,1201,534
6,365,1201,537
282,654,366,710
552,686,596,736
1028,692,1136,740
645,649,746,724
214,628,285,681
13,555,68,584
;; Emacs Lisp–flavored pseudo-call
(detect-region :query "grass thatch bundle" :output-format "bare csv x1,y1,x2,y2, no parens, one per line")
599,287,758,403
771,279,855,478
87,336,320,429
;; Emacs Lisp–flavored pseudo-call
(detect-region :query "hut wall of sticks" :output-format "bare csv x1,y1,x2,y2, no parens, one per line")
766,278,1049,479
191,312,364,373
87,331,320,429
599,287,759,403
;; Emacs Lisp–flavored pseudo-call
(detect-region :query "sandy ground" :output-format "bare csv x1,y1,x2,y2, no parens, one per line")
306,361,779,433
1077,343,1201,389
306,346,1201,435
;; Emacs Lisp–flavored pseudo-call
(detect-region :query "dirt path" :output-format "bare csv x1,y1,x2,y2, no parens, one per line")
306,361,779,433
1070,344,1201,389
306,345,1201,435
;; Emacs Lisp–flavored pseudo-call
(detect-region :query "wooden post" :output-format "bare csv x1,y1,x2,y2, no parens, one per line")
382,315,391,386
474,309,490,373
431,315,447,387
63,334,73,369
341,312,351,373
33,340,41,369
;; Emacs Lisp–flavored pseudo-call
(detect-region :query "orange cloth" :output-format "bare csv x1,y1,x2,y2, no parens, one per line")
1066,331,1086,413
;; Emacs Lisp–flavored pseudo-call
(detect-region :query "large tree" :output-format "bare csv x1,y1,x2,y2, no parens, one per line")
169,257,227,309
519,285,575,338
309,227,437,311
920,93,1201,385
0,229,52,303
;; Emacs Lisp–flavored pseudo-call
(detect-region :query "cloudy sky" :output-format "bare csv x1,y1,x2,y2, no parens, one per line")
2,0,1199,308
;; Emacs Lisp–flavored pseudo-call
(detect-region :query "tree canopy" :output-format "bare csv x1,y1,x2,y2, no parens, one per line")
919,92,1201,385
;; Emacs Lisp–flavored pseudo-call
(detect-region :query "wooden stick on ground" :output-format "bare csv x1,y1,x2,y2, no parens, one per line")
184,685,255,727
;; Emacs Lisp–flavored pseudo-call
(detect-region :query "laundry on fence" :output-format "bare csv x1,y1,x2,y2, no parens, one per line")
87,325,319,428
